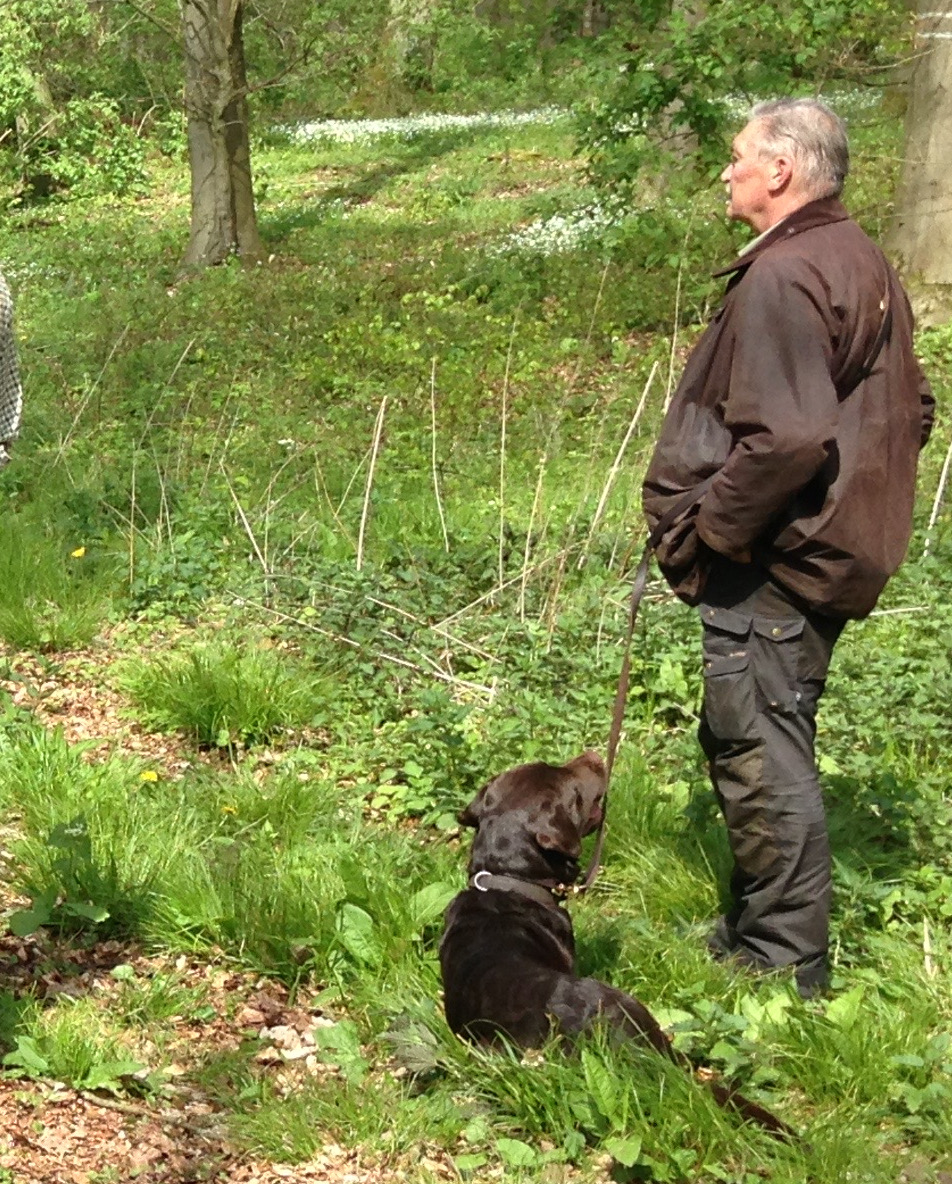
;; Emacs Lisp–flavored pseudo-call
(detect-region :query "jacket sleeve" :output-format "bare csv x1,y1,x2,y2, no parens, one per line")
695,260,837,559
0,276,22,449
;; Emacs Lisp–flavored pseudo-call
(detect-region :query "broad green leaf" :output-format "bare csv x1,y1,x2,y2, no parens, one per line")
604,1135,643,1167
581,1048,621,1125
8,889,57,937
335,903,382,968
496,1138,538,1167
64,901,110,923
408,882,456,929
825,985,865,1029
314,1020,369,1083
79,1060,146,1093
454,1154,488,1173
3,1036,50,1074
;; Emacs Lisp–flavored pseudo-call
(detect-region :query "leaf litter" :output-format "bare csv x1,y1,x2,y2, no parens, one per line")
0,641,457,1182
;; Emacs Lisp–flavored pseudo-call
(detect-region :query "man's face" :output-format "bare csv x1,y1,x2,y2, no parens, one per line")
720,121,775,232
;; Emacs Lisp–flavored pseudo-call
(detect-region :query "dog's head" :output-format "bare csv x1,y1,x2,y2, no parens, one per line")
459,750,607,882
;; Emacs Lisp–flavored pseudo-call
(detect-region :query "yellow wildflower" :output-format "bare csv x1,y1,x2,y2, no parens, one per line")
139,770,159,782
70,546,86,559
221,804,238,815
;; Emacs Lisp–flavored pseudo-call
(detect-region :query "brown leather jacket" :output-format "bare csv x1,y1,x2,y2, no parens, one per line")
642,198,935,619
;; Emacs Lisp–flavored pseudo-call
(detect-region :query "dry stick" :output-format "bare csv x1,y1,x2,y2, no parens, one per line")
578,360,659,570
357,396,388,571
199,391,240,498
505,263,613,617
923,432,952,558
923,917,935,978
663,199,699,413
52,325,131,466
536,261,617,576
430,357,450,552
335,447,371,519
135,339,197,450
258,451,303,572
435,548,571,630
664,256,685,414
245,601,494,695
518,453,549,622
130,340,197,558
313,452,354,543
378,625,467,684
221,462,272,589
498,315,518,593
128,459,137,596
595,600,610,664
543,530,573,647
364,594,496,660
151,445,172,550
172,384,198,485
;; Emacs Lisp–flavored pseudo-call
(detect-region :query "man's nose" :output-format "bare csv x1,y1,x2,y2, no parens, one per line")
720,164,732,183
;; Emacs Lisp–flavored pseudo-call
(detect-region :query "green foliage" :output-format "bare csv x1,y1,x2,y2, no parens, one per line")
119,640,335,749
0,515,115,651
2,997,149,1095
1,92,951,1184
0,1,152,204
576,0,909,195
8,816,116,937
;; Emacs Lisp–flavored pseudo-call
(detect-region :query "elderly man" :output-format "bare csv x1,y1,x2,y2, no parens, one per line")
643,98,934,998
0,269,22,468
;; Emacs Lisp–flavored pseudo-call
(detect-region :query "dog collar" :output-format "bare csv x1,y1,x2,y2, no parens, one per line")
469,869,564,909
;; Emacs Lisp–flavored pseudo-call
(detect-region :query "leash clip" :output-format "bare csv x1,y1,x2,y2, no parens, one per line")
473,870,491,892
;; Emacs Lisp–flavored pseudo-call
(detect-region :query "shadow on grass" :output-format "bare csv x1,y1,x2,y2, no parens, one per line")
259,129,483,242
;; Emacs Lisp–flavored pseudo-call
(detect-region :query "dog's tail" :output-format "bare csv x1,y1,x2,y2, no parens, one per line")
704,1076,800,1142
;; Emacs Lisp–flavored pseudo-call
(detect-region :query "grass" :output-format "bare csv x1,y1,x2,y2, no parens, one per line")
0,95,949,1181
119,639,337,749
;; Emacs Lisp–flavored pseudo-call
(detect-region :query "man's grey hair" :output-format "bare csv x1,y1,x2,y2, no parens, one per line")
749,98,849,199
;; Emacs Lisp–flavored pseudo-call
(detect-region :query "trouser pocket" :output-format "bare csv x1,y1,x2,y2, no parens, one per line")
699,606,755,741
751,615,806,716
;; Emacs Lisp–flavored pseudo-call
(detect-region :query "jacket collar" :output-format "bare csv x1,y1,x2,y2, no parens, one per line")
713,196,851,278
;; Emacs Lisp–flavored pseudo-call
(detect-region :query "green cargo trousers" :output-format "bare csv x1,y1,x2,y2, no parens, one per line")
697,558,844,995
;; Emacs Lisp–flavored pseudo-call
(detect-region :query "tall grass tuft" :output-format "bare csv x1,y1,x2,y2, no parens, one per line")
0,516,114,651
120,640,335,749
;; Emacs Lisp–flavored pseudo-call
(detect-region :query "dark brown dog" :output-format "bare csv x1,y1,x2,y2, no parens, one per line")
439,750,794,1138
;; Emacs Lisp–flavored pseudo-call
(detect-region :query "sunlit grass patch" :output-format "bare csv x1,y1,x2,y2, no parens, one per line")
0,515,116,652
119,639,335,750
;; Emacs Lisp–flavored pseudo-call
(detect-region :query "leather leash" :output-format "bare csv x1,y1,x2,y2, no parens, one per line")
576,475,717,895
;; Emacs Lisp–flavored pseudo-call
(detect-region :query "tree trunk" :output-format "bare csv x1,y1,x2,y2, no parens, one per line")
888,0,952,324
179,0,264,270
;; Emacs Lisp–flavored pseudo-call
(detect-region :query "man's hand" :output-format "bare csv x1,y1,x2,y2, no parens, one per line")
696,517,752,564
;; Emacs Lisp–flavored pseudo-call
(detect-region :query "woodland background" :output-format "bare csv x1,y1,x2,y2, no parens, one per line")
0,2,950,1182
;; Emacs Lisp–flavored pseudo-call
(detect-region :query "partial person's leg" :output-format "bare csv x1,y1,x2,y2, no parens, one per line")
697,559,843,995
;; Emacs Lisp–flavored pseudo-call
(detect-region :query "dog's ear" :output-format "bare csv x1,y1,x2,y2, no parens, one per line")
534,805,582,860
458,786,487,828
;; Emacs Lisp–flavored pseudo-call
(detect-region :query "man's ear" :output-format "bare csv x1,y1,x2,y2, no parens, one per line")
534,805,582,860
767,153,794,194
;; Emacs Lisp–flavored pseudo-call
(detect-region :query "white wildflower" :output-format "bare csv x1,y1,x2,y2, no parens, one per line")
288,107,567,147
